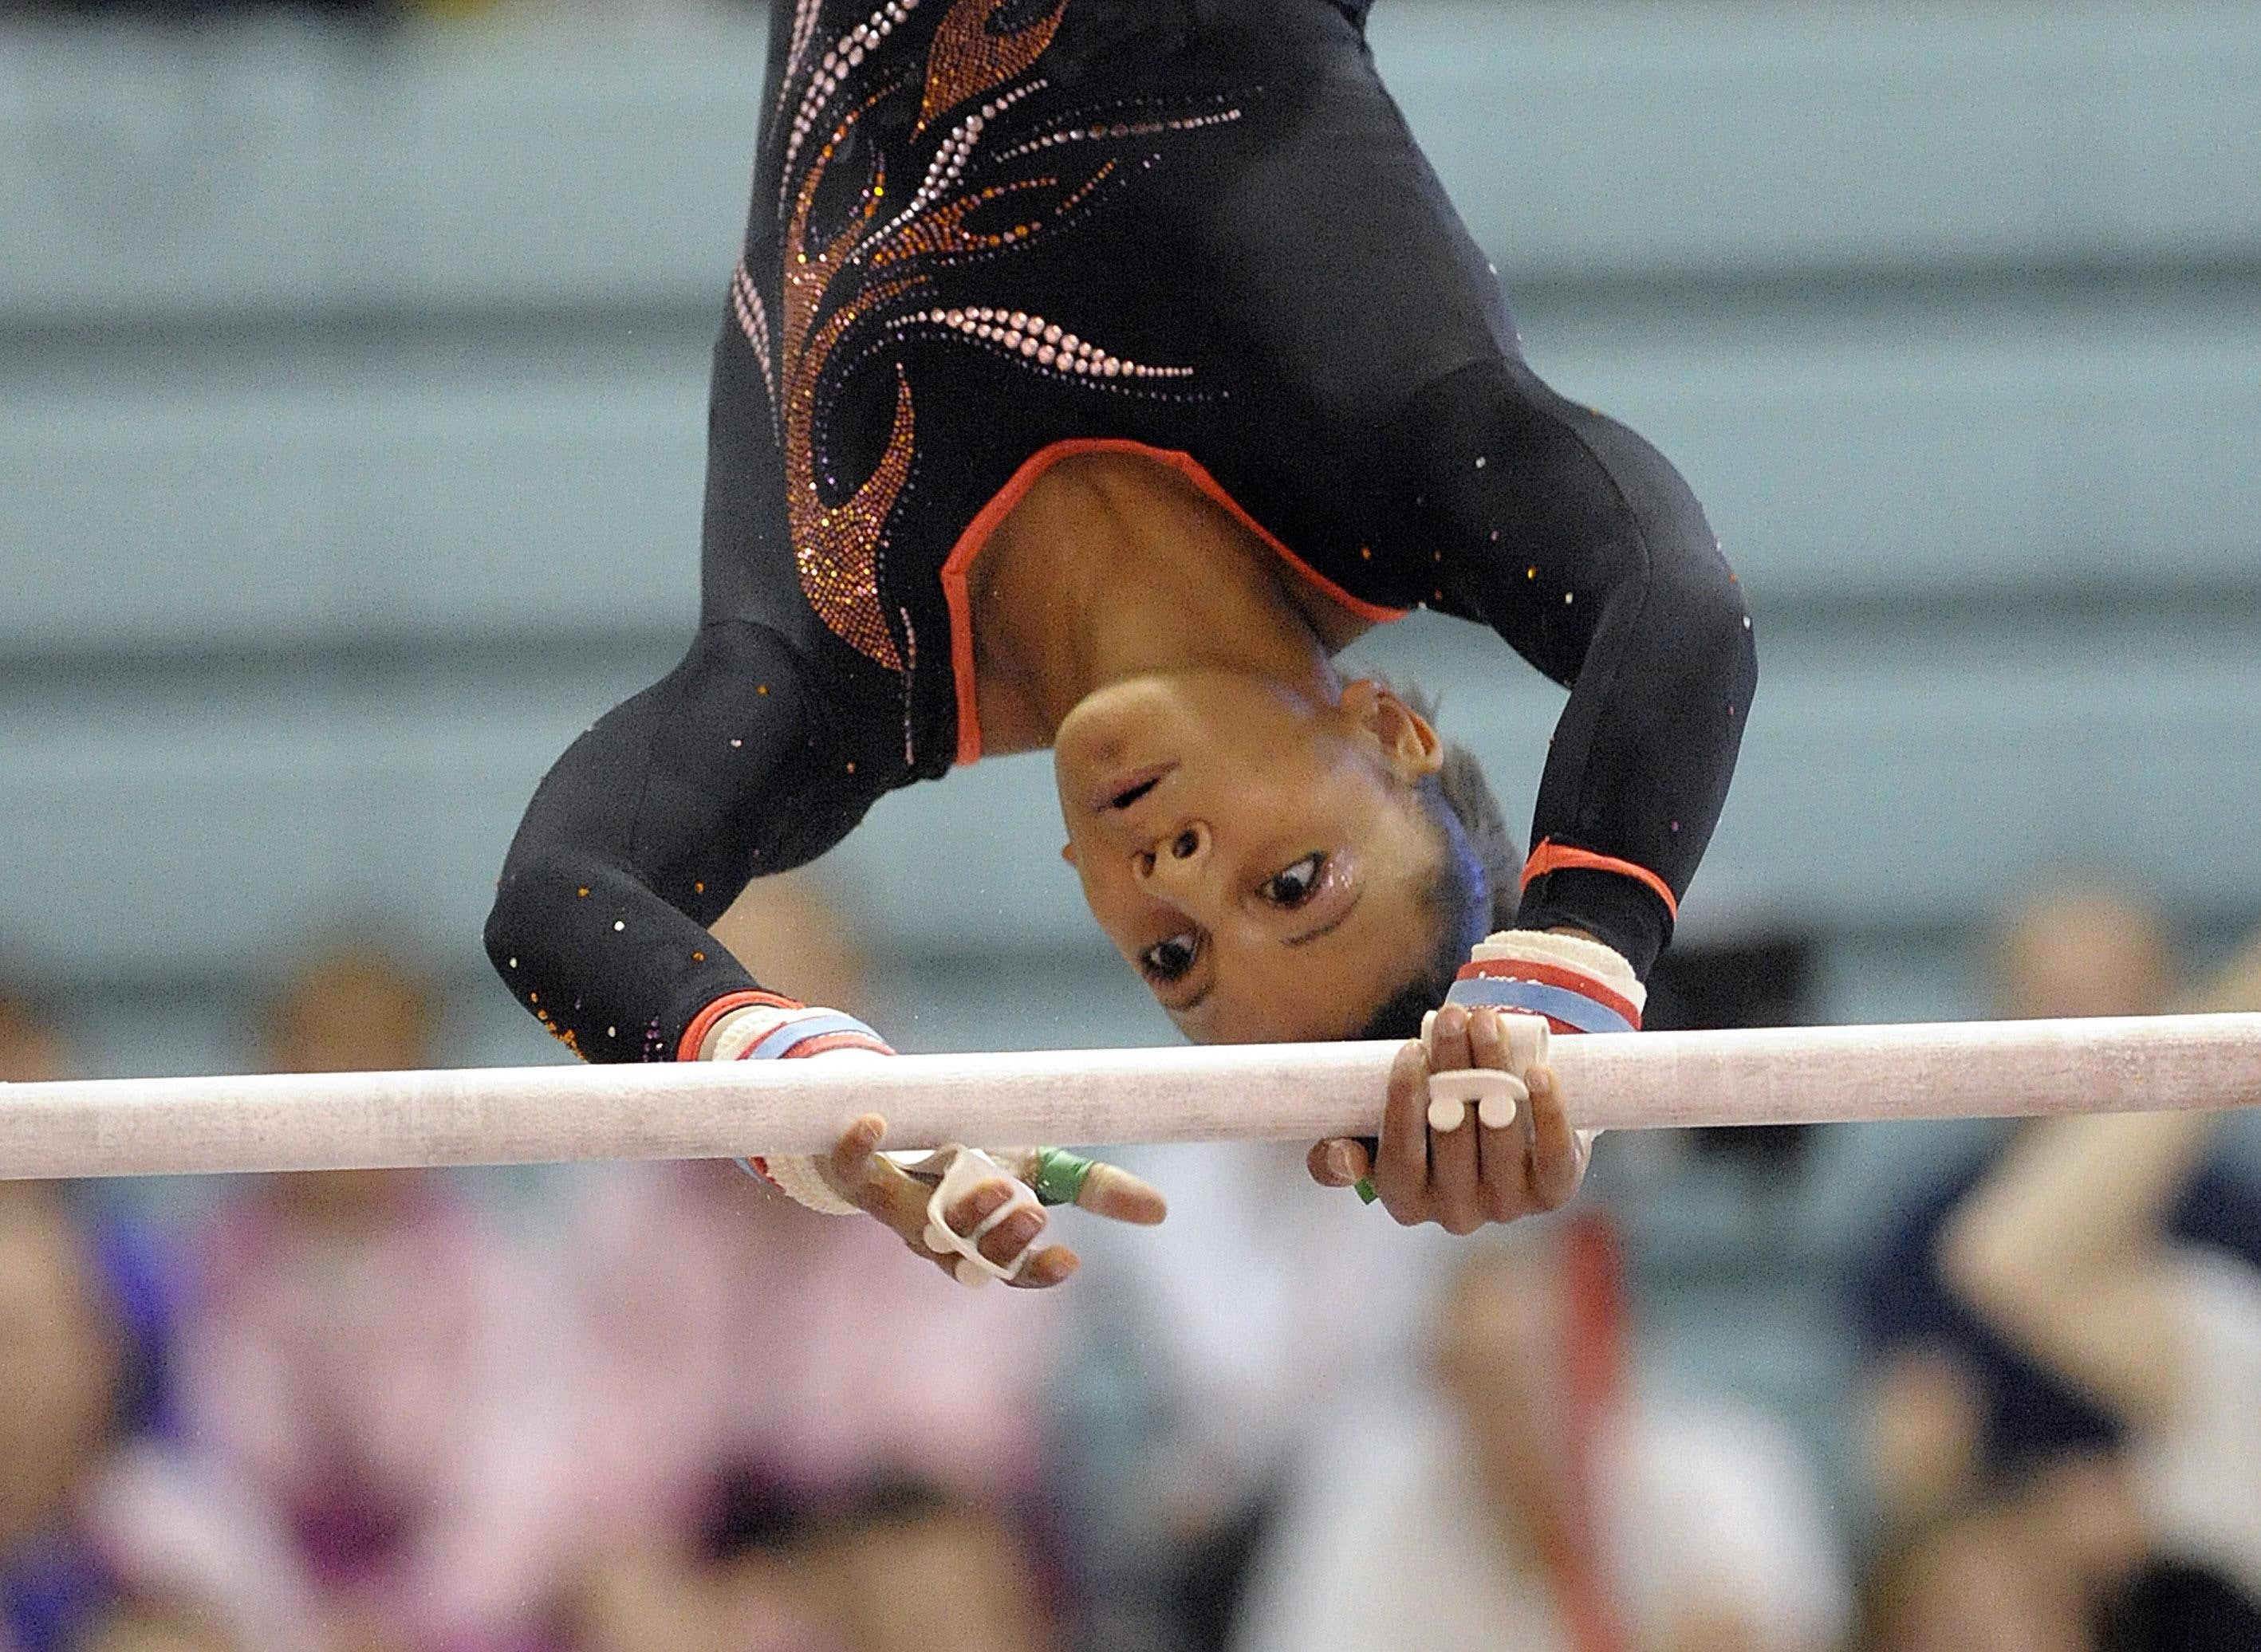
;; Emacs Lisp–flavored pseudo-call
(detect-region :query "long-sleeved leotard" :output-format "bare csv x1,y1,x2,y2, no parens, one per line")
486,0,1758,1063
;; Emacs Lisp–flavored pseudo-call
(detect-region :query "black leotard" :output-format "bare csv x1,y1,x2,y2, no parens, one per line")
486,0,1758,1064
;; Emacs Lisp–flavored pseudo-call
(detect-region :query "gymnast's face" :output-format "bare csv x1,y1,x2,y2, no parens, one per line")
1056,673,1445,1042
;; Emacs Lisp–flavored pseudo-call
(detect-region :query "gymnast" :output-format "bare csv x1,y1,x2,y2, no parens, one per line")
486,0,1756,1283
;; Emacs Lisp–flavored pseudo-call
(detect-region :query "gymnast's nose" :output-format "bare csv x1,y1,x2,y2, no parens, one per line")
1137,821,1212,891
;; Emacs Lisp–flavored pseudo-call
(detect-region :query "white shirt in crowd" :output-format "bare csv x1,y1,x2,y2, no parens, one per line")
1232,1386,1853,1652
2128,1248,2261,1603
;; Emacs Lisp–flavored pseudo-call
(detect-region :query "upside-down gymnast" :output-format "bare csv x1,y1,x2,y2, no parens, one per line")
486,0,1756,1284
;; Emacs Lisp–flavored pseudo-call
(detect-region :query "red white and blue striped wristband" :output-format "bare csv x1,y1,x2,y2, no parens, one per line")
1447,964,1641,1035
1444,934,1645,1036
739,1011,893,1060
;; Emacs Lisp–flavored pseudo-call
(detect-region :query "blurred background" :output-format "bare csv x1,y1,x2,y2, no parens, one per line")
5,1,2261,1649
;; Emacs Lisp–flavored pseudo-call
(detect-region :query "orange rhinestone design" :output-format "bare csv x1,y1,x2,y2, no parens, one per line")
916,0,1065,135
759,0,1243,672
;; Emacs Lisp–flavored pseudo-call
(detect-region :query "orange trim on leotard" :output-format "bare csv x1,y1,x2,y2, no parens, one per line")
676,989,804,1063
1520,840,1679,922
938,438,1410,768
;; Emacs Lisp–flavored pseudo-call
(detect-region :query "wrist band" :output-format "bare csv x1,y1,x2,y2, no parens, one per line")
1445,929,1645,1035
735,1151,861,1217
741,1009,895,1060
699,1000,893,1217
1031,1147,1095,1207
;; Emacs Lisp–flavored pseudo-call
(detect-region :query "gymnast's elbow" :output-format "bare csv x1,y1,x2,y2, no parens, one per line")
1672,534,1759,696
481,848,576,988
482,867,534,986
1608,523,1758,713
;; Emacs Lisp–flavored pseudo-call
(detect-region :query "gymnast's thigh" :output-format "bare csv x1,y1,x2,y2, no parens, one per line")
1179,0,1518,419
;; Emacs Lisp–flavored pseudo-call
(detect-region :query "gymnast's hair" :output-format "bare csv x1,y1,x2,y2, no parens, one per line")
1356,685,1520,1041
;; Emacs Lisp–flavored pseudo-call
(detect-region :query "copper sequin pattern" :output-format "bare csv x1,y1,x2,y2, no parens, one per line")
917,0,1065,133
759,0,1245,672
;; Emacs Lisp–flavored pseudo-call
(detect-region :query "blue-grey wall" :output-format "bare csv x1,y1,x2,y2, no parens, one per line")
7,4,2257,1078
6,0,2259,1513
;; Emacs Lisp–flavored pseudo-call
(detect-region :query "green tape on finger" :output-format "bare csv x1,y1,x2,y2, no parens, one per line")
1032,1147,1096,1208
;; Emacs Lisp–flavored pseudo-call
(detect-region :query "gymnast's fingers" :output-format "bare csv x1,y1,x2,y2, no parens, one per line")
1525,1065,1588,1212
1010,1245,1080,1289
825,1115,905,1217
1426,1001,1475,1076
1307,1138,1370,1189
1374,1040,1432,1223
825,1117,951,1250
1475,1105,1532,1224
1427,1040,1484,1237
1073,1160,1168,1225
1466,1005,1507,1080
1463,1009,1530,1224
943,1175,1025,1241
1423,1005,1487,1229
975,1202,1048,1271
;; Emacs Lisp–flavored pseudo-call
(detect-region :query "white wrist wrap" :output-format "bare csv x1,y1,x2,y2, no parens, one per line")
706,1003,890,1217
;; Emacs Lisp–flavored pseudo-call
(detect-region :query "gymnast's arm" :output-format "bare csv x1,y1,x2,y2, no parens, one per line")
483,618,881,1064
1406,356,1759,977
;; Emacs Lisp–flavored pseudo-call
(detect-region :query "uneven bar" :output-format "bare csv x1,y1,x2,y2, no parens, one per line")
3,1013,2259,1181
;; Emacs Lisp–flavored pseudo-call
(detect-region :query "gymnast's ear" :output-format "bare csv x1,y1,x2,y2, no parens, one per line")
1342,679,1444,781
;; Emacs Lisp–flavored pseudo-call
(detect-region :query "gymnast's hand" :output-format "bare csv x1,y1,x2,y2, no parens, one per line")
1305,1004,1589,1233
821,1116,1168,1288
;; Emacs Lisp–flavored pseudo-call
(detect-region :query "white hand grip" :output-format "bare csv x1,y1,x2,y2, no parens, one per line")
920,1146,1040,1288
1426,1068,1527,1132
1422,1013,1550,1132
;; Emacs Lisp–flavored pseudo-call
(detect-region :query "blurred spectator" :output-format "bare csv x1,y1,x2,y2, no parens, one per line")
1231,1215,1851,1652
1895,1105,2261,1649
1054,1139,1456,1651
568,1468,837,1652
1854,886,2261,1538
1,1177,311,1652
546,874,1062,1650
549,1157,1060,1538
797,1479,1057,1652
0,983,70,1084
174,947,561,1651
1857,1498,2090,1652
1861,1469,2261,1652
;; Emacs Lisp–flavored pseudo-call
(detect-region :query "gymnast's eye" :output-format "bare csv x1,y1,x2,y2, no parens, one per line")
1140,931,1200,982
1260,852,1326,909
